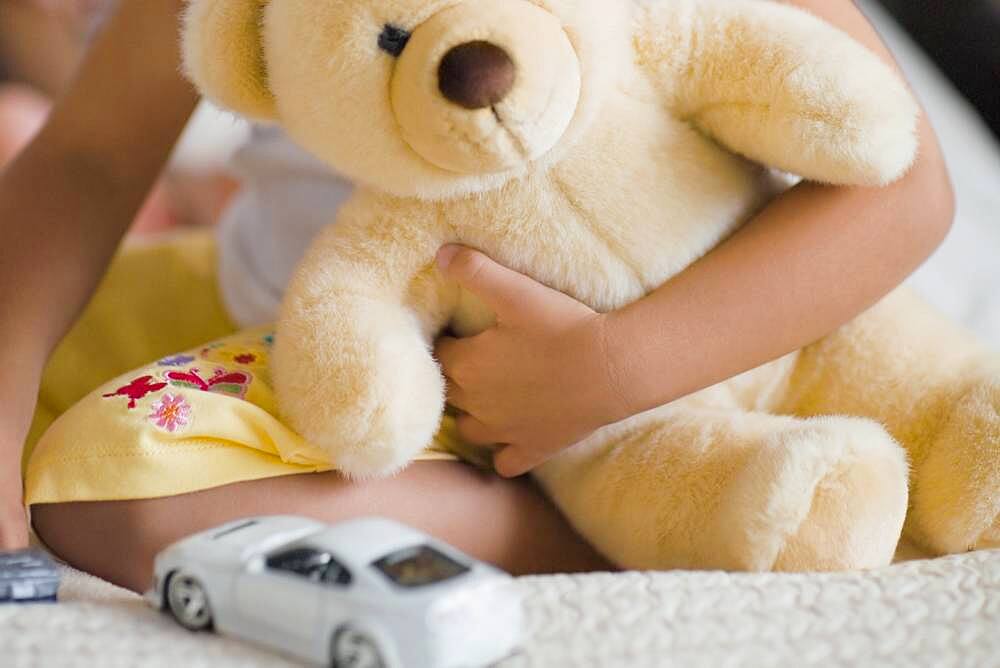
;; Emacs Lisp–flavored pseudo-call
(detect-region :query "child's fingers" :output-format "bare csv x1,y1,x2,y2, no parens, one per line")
0,502,29,551
493,445,543,478
456,414,501,447
436,245,540,323
445,379,469,412
434,335,473,383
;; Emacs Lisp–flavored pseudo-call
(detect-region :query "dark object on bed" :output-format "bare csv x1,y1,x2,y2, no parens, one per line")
877,0,1000,140
0,549,60,604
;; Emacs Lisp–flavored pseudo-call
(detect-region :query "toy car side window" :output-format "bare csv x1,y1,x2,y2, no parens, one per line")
321,560,353,587
265,547,332,583
372,544,470,588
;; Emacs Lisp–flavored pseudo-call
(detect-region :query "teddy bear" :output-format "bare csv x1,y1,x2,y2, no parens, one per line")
181,0,1000,572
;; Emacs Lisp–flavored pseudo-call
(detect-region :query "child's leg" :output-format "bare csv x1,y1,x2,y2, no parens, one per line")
26,266,608,586
32,461,612,592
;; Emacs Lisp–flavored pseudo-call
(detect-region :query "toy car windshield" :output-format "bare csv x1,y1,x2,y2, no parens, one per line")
372,544,470,588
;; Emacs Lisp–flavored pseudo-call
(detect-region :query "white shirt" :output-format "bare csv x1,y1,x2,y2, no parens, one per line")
216,126,354,326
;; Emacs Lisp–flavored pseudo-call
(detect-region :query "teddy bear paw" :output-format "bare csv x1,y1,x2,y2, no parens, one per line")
715,417,909,572
274,328,446,480
909,375,1000,553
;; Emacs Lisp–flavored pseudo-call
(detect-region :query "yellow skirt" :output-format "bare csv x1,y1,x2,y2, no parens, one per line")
24,231,460,505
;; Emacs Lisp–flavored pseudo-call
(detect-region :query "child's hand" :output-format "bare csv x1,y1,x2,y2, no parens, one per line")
0,469,28,550
1,386,35,551
434,246,631,477
0,508,28,551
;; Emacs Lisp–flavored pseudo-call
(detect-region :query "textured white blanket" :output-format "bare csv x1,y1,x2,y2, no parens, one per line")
4,548,1000,667
5,2,1000,666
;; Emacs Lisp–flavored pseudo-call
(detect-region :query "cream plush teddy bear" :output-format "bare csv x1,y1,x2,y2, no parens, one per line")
182,0,1000,572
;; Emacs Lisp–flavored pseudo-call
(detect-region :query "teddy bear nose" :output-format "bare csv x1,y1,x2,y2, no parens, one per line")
438,41,516,110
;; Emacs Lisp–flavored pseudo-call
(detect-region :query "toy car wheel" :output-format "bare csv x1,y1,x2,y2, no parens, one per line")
166,572,214,631
331,626,386,668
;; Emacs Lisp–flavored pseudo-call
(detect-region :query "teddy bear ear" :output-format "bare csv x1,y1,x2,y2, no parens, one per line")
181,0,277,121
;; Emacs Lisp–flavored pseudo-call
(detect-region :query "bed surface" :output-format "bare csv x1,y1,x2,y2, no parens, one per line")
6,1,1000,666
2,548,999,667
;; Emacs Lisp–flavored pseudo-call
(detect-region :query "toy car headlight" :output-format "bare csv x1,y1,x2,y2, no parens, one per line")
428,593,468,626
428,580,516,625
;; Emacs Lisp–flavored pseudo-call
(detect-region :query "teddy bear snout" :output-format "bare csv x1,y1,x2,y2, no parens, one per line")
389,0,582,177
438,41,516,110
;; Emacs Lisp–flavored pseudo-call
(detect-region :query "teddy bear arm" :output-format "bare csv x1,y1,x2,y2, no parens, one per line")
636,0,919,186
272,204,457,479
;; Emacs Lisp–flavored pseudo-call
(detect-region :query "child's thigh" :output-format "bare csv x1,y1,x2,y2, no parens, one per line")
32,461,612,592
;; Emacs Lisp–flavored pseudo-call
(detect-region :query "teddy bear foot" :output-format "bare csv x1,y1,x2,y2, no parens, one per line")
714,417,909,572
908,376,1000,553
980,520,1000,549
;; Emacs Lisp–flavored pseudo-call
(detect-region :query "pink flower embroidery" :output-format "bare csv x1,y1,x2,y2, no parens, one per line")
148,394,192,433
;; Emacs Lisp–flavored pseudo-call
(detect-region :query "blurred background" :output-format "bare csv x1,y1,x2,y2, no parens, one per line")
0,0,997,336
2,0,996,228
0,0,244,235
878,0,1000,142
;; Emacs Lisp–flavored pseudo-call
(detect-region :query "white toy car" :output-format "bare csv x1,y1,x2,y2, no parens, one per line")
145,516,523,668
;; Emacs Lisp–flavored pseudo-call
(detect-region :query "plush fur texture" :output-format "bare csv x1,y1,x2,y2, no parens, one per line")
182,0,1000,572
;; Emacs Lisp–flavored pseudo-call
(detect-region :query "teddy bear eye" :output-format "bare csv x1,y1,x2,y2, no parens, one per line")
378,24,411,57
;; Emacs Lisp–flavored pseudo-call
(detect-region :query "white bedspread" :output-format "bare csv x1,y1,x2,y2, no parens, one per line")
5,2,999,666
3,548,1000,667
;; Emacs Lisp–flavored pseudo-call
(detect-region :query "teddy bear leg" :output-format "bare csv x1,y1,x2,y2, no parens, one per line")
908,372,1000,552
533,407,908,572
778,288,1000,554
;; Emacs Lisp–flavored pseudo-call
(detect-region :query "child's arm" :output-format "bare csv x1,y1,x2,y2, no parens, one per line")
0,0,197,548
435,0,954,477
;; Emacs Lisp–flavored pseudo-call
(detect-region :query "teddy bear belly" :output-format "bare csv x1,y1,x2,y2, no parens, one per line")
447,104,786,333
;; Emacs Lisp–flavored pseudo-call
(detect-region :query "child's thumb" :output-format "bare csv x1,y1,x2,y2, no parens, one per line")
436,245,540,321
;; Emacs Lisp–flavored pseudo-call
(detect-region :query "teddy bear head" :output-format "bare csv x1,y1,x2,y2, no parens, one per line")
183,0,632,199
